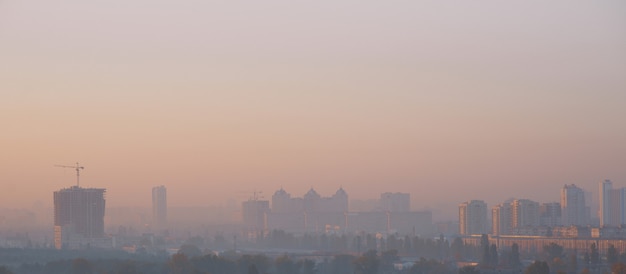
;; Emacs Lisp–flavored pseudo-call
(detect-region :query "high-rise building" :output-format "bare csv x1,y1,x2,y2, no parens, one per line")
492,202,512,235
512,199,540,228
561,184,587,226
540,202,561,227
600,180,613,227
53,186,106,249
242,199,270,237
380,192,410,212
152,185,167,229
459,200,488,235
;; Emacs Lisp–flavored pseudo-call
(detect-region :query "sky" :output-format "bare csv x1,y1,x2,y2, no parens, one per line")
1,1,625,219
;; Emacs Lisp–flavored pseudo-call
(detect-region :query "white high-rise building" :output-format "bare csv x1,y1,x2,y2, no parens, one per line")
561,184,587,226
459,200,488,235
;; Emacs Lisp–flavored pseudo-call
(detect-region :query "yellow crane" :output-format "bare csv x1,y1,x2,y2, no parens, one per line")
55,162,85,187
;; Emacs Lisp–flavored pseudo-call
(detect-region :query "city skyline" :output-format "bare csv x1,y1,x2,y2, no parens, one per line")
1,1,625,220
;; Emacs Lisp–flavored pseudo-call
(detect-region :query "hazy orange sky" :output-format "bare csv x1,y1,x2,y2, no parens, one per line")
1,1,625,219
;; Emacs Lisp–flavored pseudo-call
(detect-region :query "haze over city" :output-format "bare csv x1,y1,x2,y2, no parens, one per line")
1,0,625,221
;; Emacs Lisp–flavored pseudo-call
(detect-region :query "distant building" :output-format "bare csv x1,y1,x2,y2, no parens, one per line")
459,200,487,235
267,188,432,235
242,199,270,238
53,186,107,249
380,192,410,212
272,187,349,213
561,184,587,226
540,202,562,227
492,202,512,235
512,199,540,228
599,180,626,227
152,185,167,229
600,180,613,226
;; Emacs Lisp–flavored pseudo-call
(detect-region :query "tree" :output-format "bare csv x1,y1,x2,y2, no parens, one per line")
0,266,13,274
510,243,521,267
380,250,399,274
490,244,499,266
178,244,202,258
609,245,619,264
330,254,354,274
567,253,578,274
481,234,490,265
525,261,549,274
544,243,564,261
169,253,194,274
451,238,464,261
612,262,626,274
590,243,600,265
354,250,379,274
275,255,296,274
71,258,93,274
301,259,316,274
247,264,259,274
459,265,480,274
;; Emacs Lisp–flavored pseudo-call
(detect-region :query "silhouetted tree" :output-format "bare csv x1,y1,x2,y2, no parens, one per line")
275,255,296,274
330,254,355,274
609,245,619,264
490,244,498,266
510,243,521,267
567,252,578,274
354,250,379,274
590,243,600,265
525,261,549,274
247,264,259,274
544,243,564,261
71,258,93,274
301,259,316,274
0,266,13,274
480,234,490,265
459,265,480,274
612,262,626,274
380,249,399,274
178,244,202,258
409,258,451,274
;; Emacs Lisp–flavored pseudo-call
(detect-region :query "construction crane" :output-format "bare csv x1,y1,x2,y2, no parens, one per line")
55,162,85,187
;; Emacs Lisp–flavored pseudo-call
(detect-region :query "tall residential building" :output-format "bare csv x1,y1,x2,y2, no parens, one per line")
512,199,540,228
492,203,512,235
242,199,270,236
540,202,562,227
53,186,106,249
271,187,349,213
600,180,613,226
152,185,167,229
380,192,410,212
561,184,587,226
459,200,488,235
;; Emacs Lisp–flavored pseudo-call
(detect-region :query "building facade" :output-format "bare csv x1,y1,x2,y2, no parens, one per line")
459,200,488,235
492,202,512,235
152,185,167,229
512,199,540,228
53,186,106,249
380,192,410,212
561,184,587,226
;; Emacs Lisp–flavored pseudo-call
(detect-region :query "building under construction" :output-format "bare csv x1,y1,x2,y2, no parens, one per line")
53,186,107,249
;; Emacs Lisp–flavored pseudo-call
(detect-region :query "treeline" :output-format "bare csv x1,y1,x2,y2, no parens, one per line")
0,249,458,274
222,230,481,260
